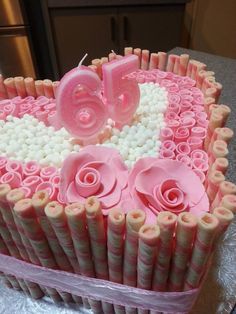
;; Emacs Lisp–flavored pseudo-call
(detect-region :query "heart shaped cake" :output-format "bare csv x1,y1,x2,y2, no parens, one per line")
0,48,235,313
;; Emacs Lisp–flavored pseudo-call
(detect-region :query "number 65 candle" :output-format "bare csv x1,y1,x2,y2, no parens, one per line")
56,54,140,140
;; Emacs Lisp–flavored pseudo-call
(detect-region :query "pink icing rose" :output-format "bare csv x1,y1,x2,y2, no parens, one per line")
59,145,128,215
128,158,209,223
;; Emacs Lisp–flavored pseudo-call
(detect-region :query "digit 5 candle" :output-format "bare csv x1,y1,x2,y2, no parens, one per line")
102,54,140,128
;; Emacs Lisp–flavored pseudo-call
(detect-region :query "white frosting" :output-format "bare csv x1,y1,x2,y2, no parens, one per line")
0,83,168,168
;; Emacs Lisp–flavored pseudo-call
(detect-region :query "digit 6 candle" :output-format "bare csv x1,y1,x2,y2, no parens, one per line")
56,65,108,139
102,54,140,127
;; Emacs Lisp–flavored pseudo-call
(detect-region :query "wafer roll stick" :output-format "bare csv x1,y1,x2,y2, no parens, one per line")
208,140,228,167
43,79,54,99
219,194,236,213
65,203,95,311
157,52,167,71
65,203,95,276
52,81,59,97
184,213,219,290
45,201,80,273
14,76,27,98
166,54,177,72
169,213,197,292
6,192,44,299
4,78,17,98
213,207,234,235
173,56,180,75
0,185,28,261
107,208,125,283
208,127,233,153
108,52,116,61
204,111,225,150
178,54,189,76
85,197,108,279
141,50,150,70
202,76,216,93
32,191,73,272
133,48,142,67
35,80,44,96
92,59,102,78
207,170,225,203
204,97,215,114
211,181,236,209
152,212,177,291
138,224,160,290
123,209,146,314
14,198,63,302
24,77,37,97
214,105,231,125
123,209,146,286
0,232,20,291
107,208,125,314
6,188,40,266
124,47,133,55
0,184,36,297
149,53,159,70
137,224,160,314
85,197,112,313
0,74,7,99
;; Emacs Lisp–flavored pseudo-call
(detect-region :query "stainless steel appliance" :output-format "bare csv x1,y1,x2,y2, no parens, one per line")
0,0,36,78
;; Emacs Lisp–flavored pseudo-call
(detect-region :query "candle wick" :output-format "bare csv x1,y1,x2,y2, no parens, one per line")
78,53,88,67
111,50,116,55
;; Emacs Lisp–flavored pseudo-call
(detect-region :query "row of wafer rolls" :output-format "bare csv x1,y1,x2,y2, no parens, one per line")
0,75,59,100
89,47,222,105
0,184,235,313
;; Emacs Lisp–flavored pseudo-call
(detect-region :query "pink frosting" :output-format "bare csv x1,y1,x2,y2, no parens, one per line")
59,146,129,215
0,171,21,188
128,158,209,223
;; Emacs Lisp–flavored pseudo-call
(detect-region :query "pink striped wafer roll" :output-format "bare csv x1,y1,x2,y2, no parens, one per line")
101,57,109,65
0,74,7,99
124,47,133,55
14,77,27,98
169,212,197,292
178,54,189,76
133,48,142,67
206,170,225,204
152,212,177,292
32,191,83,302
184,213,219,290
52,81,60,98
166,54,177,72
209,127,233,153
35,80,44,96
24,77,37,97
209,140,228,166
204,111,225,150
44,201,80,273
43,79,54,99
214,105,231,125
157,52,167,71
107,208,125,283
149,53,159,70
137,224,160,314
85,196,108,279
213,207,234,235
141,50,150,70
92,59,102,78
219,194,236,213
4,78,17,98
211,181,236,210
210,157,229,175
173,56,180,75
13,198,65,302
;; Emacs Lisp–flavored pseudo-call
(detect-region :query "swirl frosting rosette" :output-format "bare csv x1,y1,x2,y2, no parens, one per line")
128,158,209,223
59,145,129,215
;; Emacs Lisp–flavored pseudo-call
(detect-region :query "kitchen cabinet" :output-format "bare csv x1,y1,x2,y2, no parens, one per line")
23,1,189,79
51,5,186,77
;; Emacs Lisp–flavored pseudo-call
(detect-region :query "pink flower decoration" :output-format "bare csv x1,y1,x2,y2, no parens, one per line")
128,158,209,223
59,145,129,215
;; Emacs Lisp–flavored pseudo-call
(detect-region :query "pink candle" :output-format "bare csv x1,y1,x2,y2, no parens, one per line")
102,54,140,128
57,63,108,139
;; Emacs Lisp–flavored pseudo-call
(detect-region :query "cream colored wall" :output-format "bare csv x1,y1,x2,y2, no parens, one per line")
184,0,236,59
